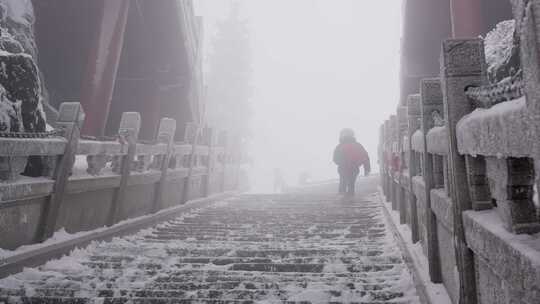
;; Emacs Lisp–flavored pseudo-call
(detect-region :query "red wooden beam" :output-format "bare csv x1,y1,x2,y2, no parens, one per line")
450,0,484,38
80,0,130,136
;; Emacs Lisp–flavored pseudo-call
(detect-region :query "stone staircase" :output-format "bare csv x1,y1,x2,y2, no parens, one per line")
0,193,419,303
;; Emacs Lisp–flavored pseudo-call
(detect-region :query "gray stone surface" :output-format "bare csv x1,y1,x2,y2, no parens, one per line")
0,178,53,202
431,188,454,232
0,198,45,250
55,189,114,233
485,157,540,234
463,209,540,304
437,221,459,304
412,176,429,256
465,155,492,211
77,140,125,156
441,38,486,304
66,175,121,194
118,112,141,140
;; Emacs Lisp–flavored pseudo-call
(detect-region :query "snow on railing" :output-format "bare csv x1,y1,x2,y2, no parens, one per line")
457,96,533,158
426,126,448,156
411,130,424,153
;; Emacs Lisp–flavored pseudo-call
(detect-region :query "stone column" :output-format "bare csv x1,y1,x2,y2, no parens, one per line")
420,78,443,283
441,38,486,304
407,94,421,243
397,106,409,224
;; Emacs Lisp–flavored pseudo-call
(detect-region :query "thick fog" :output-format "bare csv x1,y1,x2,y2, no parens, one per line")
198,1,402,192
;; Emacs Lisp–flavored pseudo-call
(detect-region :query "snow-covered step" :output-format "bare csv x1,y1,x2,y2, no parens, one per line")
0,192,419,303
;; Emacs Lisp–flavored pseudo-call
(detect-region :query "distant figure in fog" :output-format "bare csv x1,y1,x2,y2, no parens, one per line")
298,170,311,186
273,168,286,193
333,128,370,197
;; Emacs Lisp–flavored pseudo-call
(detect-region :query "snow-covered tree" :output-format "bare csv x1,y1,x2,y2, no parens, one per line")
205,1,252,140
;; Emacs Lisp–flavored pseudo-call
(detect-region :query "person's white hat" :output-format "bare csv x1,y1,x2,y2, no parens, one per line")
340,128,355,138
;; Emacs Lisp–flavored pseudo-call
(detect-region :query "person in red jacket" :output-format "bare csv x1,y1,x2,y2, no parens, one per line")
333,128,371,197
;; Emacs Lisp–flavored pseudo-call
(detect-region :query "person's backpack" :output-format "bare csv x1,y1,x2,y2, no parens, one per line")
341,143,368,168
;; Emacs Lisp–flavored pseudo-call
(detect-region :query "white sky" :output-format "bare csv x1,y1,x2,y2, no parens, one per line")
197,0,402,192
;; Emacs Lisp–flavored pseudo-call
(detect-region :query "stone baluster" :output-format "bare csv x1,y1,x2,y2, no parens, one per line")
397,105,409,224
441,38,486,303
0,155,28,182
202,127,215,197
219,131,228,192
134,155,152,173
107,112,140,226
379,124,386,197
182,122,201,203
86,154,108,176
389,115,398,210
152,118,176,212
38,102,85,241
407,94,421,243
383,119,391,199
420,78,443,283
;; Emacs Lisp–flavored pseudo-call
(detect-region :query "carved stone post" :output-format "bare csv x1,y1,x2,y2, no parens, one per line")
203,127,215,197
152,118,176,212
397,105,408,225
383,119,391,199
389,115,398,210
407,94,421,243
219,131,228,192
379,124,385,194
420,78,443,283
486,157,540,234
38,102,85,241
108,112,140,226
516,2,540,153
183,122,201,203
441,38,486,304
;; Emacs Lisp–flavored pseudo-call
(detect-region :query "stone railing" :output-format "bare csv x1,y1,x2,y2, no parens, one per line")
379,34,540,304
0,102,242,251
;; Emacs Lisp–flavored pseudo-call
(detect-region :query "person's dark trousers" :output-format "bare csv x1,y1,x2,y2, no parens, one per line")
338,167,360,195
339,173,346,194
